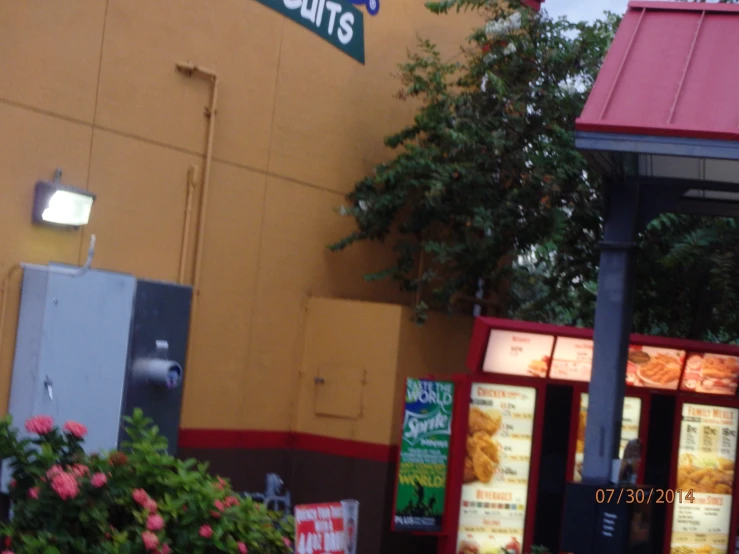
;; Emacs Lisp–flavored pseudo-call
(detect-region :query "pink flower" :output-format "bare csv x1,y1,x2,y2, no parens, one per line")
51,472,79,500
141,531,159,550
214,476,228,490
226,495,240,507
70,464,89,478
27,487,39,499
25,415,53,435
132,489,149,505
2,551,14,554
147,513,165,531
62,421,87,439
214,499,225,512
46,465,63,479
210,510,222,519
161,545,171,554
144,498,158,513
238,542,248,554
283,538,292,548
91,473,108,488
199,525,213,538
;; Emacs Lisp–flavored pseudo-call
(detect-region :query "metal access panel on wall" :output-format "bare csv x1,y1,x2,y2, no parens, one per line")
119,279,191,453
3,267,137,491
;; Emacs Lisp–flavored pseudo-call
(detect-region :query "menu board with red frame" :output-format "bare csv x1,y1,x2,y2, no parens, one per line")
680,353,739,396
626,346,685,390
456,383,537,554
549,336,684,391
481,330,554,379
669,402,738,553
549,337,594,382
571,393,643,482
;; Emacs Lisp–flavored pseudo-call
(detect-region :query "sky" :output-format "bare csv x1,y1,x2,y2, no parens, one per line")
543,0,731,22
542,0,630,22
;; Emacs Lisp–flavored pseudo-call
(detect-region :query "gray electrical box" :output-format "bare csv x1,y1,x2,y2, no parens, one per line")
2,266,192,492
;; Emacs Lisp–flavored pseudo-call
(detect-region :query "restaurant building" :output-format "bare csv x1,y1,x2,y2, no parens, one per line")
0,0,507,553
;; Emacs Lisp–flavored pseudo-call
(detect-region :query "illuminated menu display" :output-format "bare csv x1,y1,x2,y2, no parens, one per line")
626,346,685,391
572,394,641,482
670,403,738,554
456,384,536,554
482,330,554,378
549,337,593,382
550,338,685,391
681,353,739,396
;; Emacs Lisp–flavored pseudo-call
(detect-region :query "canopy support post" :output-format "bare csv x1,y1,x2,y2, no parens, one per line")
582,181,640,484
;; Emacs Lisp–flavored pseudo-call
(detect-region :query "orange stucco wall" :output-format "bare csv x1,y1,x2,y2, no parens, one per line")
0,0,477,435
295,297,472,445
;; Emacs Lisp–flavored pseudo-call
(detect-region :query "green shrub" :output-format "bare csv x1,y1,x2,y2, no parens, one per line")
0,409,294,554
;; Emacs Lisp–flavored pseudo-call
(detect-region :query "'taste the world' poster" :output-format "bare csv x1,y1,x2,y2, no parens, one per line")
393,379,454,533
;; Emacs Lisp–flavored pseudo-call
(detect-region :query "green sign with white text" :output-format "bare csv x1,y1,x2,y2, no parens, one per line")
254,0,365,64
393,378,454,533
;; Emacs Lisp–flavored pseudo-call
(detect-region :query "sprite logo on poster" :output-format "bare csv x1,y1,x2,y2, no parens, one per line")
393,379,454,533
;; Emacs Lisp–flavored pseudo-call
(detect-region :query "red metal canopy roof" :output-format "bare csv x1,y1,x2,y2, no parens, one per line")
522,0,544,10
576,1,739,142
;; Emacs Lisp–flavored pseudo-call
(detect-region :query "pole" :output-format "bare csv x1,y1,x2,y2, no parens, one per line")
581,181,641,484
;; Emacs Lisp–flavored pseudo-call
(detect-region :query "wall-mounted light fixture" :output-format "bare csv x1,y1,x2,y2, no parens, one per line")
32,170,95,228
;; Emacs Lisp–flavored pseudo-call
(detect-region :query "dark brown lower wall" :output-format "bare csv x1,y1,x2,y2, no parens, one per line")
177,446,438,554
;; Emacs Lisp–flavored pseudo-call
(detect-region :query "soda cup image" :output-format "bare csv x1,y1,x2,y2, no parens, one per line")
341,500,359,554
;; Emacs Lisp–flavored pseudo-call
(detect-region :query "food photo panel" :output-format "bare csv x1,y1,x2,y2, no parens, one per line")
456,384,536,554
681,353,739,396
626,346,685,390
481,330,554,378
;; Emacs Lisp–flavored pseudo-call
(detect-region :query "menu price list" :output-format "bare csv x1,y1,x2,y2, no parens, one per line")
457,384,536,554
573,395,641,483
482,330,554,378
549,337,594,382
671,404,738,554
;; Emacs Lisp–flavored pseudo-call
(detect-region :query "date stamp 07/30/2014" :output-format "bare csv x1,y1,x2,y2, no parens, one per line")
595,489,695,504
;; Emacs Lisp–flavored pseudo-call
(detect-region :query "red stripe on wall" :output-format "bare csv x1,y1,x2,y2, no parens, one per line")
178,429,398,464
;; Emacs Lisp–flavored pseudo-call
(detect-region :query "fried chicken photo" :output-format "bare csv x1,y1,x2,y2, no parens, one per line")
468,407,502,436
472,447,497,483
463,457,476,483
471,431,500,464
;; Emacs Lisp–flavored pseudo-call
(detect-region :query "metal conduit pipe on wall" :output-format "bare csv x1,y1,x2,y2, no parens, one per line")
174,62,220,373
179,164,199,285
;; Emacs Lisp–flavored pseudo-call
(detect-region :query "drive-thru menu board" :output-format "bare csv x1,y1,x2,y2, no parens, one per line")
549,337,594,382
680,353,739,396
549,338,684,391
572,394,642,482
671,403,738,554
626,346,685,390
482,331,554,378
457,384,536,554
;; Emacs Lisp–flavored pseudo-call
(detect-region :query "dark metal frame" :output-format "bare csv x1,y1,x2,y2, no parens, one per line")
576,129,739,484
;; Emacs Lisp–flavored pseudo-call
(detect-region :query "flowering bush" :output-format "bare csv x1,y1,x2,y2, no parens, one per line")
0,410,293,554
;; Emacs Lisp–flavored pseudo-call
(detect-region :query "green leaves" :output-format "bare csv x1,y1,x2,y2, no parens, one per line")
0,413,294,554
330,0,617,321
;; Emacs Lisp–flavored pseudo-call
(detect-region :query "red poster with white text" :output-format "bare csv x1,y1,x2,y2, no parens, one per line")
294,501,359,554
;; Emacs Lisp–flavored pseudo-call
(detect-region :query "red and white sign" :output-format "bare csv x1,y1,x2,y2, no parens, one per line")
295,501,359,554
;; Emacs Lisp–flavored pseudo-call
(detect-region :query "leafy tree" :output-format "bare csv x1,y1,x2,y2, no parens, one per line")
330,0,619,322
330,0,739,342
